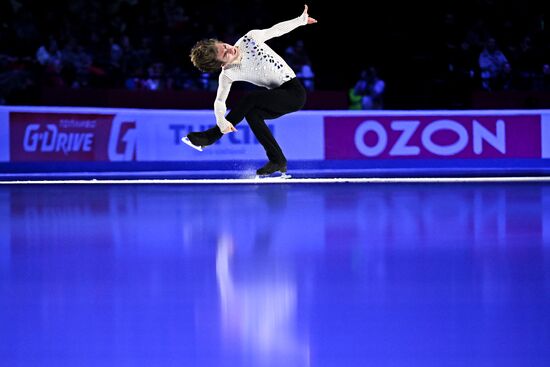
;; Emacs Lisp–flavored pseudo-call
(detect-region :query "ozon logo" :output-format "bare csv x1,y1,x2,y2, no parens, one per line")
108,119,137,161
354,119,505,157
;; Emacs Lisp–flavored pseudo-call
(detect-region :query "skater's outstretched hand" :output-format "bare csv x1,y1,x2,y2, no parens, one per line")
303,5,317,24
221,123,237,134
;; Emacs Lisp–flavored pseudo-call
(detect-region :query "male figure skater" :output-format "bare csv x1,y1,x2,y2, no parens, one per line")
184,5,317,176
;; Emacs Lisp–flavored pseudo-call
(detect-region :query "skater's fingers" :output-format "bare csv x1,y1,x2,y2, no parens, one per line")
222,124,237,134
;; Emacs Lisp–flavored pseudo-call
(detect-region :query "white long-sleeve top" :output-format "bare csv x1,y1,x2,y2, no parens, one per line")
214,13,308,131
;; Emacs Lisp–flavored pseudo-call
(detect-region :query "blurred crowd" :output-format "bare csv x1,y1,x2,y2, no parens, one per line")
347,1,550,109
436,5,550,96
0,0,549,108
0,0,317,105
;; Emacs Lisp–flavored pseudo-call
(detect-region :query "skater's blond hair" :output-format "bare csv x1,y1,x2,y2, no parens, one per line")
190,39,224,73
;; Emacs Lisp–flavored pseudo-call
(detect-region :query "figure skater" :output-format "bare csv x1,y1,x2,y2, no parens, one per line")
184,5,317,177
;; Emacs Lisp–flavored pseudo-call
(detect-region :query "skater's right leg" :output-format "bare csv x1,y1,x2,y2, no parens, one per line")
246,109,286,166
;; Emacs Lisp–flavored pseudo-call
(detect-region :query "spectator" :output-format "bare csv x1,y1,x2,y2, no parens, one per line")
144,62,165,91
479,37,509,91
296,64,315,91
514,35,539,89
348,86,362,110
35,37,64,86
449,40,478,79
36,37,62,71
352,67,385,109
284,40,314,90
540,64,550,91
0,54,36,104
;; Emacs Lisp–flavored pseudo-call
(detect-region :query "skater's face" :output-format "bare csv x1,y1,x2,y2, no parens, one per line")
216,42,240,66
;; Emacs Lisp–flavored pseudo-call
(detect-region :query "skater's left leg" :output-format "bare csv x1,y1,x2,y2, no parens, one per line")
187,89,293,148
187,126,223,147
186,92,264,147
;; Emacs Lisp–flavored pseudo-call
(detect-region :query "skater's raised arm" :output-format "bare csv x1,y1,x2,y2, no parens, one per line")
247,5,317,43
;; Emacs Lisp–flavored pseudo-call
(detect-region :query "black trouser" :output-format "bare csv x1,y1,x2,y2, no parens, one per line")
192,77,306,164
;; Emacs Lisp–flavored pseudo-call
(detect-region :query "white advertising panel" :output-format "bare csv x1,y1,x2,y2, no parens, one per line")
136,111,325,161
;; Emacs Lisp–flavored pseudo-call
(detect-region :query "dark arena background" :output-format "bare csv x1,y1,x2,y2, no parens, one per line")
1,1,549,366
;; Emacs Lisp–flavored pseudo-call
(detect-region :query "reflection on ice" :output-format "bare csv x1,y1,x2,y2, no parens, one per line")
216,233,309,367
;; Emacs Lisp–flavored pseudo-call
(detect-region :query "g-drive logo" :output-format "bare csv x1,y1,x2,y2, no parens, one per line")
10,112,123,162
325,115,541,159
23,122,94,154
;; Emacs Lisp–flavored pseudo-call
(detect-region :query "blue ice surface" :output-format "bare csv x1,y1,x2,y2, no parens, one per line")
1,181,549,366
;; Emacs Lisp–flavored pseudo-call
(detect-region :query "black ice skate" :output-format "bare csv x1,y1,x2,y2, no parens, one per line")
181,132,211,152
255,161,291,179
181,136,203,151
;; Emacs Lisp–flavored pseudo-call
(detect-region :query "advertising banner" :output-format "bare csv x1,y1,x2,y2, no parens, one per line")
324,114,541,159
138,112,324,161
8,111,140,162
5,109,325,162
10,112,115,162
541,113,550,158
2,107,549,168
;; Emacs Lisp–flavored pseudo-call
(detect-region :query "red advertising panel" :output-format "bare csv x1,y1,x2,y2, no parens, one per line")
10,112,115,161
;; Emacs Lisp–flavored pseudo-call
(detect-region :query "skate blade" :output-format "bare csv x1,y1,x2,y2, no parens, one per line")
182,137,203,152
255,173,292,180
